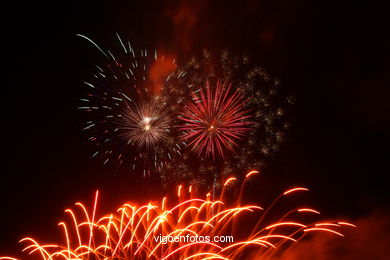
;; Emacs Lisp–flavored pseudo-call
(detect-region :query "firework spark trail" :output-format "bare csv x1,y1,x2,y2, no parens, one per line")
179,81,253,159
7,170,354,260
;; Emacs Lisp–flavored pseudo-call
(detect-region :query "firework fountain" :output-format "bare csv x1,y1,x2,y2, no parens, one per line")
2,170,354,260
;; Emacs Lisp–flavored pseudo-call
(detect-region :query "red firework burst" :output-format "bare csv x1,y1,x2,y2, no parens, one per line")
178,81,253,158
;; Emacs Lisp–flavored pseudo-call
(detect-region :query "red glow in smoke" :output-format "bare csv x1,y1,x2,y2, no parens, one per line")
148,53,176,96
165,1,206,53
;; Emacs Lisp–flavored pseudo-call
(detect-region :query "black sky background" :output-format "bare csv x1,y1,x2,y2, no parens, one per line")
1,0,389,256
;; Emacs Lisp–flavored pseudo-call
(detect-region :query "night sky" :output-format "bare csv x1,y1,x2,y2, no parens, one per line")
1,0,389,257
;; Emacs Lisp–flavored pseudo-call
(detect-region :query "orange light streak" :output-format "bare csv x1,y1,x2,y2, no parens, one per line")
283,187,309,196
2,170,353,260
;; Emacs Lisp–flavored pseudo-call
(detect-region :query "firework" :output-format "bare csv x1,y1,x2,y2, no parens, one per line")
118,97,172,149
77,35,291,185
160,50,293,186
7,170,353,259
77,34,185,176
178,81,253,159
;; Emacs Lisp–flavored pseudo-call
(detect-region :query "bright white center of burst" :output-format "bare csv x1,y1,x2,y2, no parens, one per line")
143,117,152,131
143,117,152,124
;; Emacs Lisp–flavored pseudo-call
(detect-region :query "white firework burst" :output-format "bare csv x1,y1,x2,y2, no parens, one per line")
77,33,185,175
117,97,171,149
